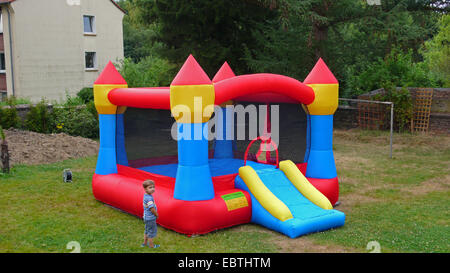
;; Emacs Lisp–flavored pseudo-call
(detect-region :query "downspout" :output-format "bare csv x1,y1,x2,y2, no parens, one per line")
0,5,15,96
6,6,15,96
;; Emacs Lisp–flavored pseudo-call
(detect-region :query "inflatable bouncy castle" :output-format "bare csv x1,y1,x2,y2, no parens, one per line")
92,55,345,238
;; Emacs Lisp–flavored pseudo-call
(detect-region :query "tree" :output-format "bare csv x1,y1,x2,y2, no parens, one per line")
247,0,445,91
118,0,447,93
421,14,450,87
117,0,161,62
129,0,279,76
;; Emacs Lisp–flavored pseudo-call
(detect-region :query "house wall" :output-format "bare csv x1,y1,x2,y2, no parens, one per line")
4,0,124,102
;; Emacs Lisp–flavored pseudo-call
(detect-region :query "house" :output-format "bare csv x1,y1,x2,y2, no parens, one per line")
0,0,125,102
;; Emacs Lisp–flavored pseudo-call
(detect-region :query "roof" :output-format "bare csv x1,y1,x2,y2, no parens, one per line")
0,0,126,14
110,0,126,14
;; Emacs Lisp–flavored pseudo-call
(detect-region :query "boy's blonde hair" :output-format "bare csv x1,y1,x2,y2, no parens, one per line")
143,179,155,189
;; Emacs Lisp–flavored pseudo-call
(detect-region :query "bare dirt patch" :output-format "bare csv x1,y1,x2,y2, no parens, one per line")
270,234,360,253
337,193,379,213
401,175,450,196
2,129,99,166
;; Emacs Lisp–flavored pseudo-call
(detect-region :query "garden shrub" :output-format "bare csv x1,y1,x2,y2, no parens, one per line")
62,91,84,106
0,106,20,129
0,96,24,129
53,106,99,139
117,56,176,88
77,88,94,104
24,99,54,134
85,101,98,121
0,96,32,107
373,85,413,132
343,49,439,98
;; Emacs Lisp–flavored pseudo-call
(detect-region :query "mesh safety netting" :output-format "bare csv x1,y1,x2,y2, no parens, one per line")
116,103,307,175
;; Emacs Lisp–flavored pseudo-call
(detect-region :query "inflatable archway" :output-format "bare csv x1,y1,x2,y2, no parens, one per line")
92,55,345,238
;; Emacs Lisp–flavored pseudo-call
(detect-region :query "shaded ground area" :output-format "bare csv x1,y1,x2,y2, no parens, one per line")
3,129,99,166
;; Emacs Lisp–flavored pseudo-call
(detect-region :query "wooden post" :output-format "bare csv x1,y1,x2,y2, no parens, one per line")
1,140,9,174
0,126,10,174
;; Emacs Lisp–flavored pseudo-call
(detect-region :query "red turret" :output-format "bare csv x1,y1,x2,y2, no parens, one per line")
212,62,236,83
94,61,127,85
304,58,338,84
171,55,212,86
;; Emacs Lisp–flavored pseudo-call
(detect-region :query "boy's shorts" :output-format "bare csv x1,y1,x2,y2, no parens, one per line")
144,219,157,238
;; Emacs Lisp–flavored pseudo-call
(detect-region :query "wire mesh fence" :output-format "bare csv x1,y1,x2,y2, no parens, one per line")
338,98,394,158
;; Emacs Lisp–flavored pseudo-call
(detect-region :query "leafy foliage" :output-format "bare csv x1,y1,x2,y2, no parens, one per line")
118,0,447,93
421,14,450,87
52,106,99,139
343,49,440,98
0,98,21,130
117,56,177,87
0,125,5,141
76,88,94,104
24,99,54,134
374,87,414,132
129,0,278,76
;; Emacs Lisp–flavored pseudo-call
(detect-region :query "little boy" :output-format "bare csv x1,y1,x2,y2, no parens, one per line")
142,179,160,248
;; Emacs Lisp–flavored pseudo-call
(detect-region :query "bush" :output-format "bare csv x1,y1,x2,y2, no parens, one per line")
24,99,54,134
0,106,20,129
0,125,4,141
343,49,439,98
53,106,99,139
373,86,413,132
0,96,32,107
85,101,98,121
117,56,176,87
77,88,94,104
62,91,84,106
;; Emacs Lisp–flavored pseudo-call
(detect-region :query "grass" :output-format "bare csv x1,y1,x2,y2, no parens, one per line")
0,158,276,253
0,129,449,253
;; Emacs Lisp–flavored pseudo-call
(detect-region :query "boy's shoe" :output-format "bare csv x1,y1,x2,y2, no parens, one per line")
151,244,160,249
141,243,148,247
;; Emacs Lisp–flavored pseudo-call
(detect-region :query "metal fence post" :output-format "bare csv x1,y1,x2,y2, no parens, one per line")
390,102,394,159
338,98,394,159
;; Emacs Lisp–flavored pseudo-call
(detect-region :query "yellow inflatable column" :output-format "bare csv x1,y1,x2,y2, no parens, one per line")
304,58,339,179
93,61,128,175
170,55,216,201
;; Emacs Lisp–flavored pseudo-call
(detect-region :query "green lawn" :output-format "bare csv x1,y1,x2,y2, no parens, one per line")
0,129,448,253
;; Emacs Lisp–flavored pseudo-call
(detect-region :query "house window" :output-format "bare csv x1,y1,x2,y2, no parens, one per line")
0,53,5,73
83,15,95,34
0,13,3,34
85,52,97,70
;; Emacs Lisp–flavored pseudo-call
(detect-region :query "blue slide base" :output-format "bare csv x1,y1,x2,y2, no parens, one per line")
235,162,345,238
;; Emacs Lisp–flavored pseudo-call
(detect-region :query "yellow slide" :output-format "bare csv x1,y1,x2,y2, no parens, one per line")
278,160,332,210
236,160,344,238
238,166,293,221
